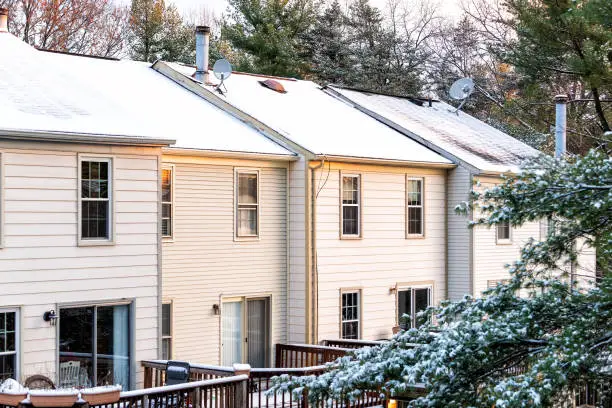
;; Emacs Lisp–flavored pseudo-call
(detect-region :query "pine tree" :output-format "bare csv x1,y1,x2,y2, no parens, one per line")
221,0,316,78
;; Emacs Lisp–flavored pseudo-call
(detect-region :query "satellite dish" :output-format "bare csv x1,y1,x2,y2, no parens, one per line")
213,59,232,80
448,77,475,114
212,59,232,95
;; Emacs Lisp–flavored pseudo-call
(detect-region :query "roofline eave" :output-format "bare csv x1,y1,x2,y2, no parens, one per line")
311,154,456,169
163,146,299,161
0,128,175,147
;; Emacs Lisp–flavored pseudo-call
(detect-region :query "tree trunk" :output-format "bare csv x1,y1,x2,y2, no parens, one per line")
591,87,610,132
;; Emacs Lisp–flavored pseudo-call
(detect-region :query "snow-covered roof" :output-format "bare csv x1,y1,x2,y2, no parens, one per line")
326,86,541,174
163,62,452,166
0,33,292,156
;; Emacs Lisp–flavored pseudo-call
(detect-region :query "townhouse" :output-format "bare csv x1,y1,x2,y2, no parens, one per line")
154,36,457,343
323,87,597,297
0,28,175,388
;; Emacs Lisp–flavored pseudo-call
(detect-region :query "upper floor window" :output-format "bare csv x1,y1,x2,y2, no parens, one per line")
162,167,173,238
341,290,360,339
406,178,424,237
236,170,259,238
496,220,511,243
341,175,361,237
80,158,112,242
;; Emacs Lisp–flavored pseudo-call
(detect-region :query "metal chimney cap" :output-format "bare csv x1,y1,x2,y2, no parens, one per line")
554,94,569,103
196,26,211,34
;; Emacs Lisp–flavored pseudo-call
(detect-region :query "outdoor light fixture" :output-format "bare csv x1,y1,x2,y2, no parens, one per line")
43,310,58,326
212,304,220,315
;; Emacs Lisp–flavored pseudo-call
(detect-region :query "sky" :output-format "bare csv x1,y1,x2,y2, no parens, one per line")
118,0,465,21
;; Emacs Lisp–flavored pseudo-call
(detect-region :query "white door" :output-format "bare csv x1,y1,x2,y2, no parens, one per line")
221,301,243,366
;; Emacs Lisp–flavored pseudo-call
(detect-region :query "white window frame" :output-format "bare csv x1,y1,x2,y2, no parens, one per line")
340,289,361,339
78,155,114,246
161,165,175,240
340,173,361,238
396,284,432,328
234,169,260,239
0,308,19,381
406,176,425,238
161,301,173,360
496,220,512,244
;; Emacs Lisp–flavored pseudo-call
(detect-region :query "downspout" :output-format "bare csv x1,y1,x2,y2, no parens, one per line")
309,159,325,344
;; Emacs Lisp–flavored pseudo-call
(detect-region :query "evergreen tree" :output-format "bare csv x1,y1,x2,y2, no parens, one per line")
221,0,316,78
301,1,351,84
502,0,612,133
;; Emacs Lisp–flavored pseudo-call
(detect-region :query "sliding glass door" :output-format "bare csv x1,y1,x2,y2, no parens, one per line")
221,297,270,367
59,304,130,389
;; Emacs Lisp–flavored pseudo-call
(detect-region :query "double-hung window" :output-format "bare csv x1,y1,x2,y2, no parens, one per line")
496,220,511,243
161,303,172,360
236,170,259,238
406,177,424,237
0,310,18,381
162,167,173,238
341,175,360,237
341,291,360,339
397,286,431,329
80,158,112,242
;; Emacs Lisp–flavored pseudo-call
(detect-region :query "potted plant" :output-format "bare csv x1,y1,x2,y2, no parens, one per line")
80,385,122,405
0,379,28,406
29,388,79,407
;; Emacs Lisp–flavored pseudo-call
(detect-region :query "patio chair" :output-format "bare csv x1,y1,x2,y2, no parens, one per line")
24,375,55,390
165,361,190,385
59,361,81,388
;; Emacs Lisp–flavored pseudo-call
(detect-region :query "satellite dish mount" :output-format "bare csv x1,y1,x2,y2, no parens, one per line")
212,59,232,95
448,77,475,114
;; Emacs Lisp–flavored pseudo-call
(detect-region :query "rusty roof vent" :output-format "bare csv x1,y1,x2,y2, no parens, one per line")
0,8,8,32
259,79,286,94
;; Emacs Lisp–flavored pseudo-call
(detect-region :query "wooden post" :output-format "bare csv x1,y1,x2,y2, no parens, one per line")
275,343,282,368
144,366,152,389
232,363,251,408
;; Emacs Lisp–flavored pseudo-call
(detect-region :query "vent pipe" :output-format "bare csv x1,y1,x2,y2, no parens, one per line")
0,8,8,32
554,94,568,158
195,26,211,84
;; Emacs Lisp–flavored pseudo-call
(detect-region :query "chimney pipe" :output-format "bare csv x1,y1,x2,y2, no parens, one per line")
195,26,211,84
0,8,8,32
554,94,568,158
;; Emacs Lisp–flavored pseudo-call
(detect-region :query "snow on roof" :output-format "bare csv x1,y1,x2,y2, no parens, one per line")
165,63,452,165
327,86,541,173
0,33,292,156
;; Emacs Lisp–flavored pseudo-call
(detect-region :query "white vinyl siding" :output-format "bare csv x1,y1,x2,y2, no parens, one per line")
162,157,287,365
0,143,160,387
446,166,473,300
314,163,447,341
406,177,424,237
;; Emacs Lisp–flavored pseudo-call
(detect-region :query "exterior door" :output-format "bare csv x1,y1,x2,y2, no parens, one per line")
221,297,270,367
397,287,431,329
59,304,130,389
246,298,269,368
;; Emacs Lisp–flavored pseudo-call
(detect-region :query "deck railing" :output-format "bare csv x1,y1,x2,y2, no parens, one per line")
319,339,385,349
274,344,349,368
143,360,236,388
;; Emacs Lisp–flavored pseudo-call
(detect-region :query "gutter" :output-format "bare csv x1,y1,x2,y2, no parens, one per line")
0,128,174,147
315,154,456,169
163,146,298,161
152,61,315,160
